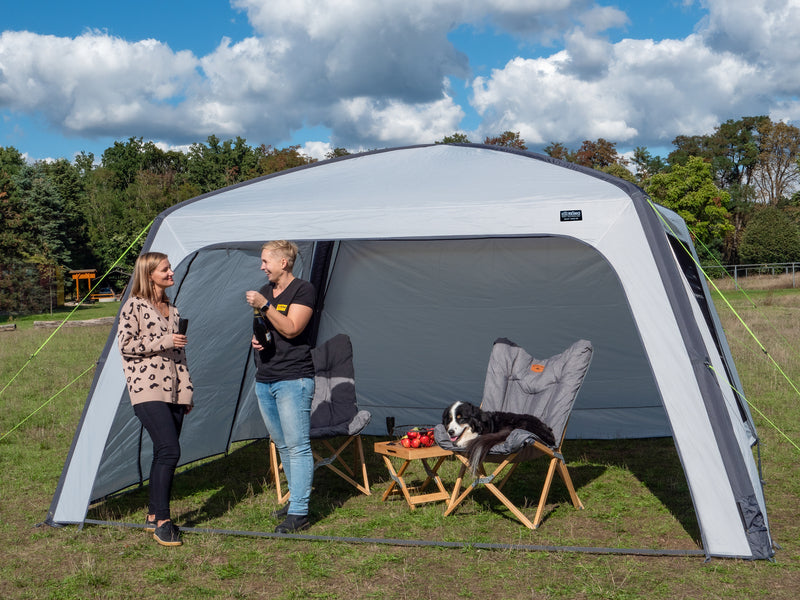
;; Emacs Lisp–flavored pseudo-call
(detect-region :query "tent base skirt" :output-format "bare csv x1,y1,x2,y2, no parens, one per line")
81,518,710,558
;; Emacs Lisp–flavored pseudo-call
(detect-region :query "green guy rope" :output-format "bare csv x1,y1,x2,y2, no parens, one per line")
0,363,95,442
708,364,800,453
646,198,800,444
644,198,769,354
0,220,152,399
689,233,800,361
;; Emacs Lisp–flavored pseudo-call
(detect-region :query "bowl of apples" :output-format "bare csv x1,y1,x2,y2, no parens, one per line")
396,426,436,449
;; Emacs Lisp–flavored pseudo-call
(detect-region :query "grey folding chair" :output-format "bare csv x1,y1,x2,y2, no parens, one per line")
435,337,592,529
269,333,372,502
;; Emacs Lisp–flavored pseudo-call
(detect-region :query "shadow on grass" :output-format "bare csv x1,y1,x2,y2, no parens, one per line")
89,437,388,528
446,437,701,545
572,438,701,543
89,435,701,547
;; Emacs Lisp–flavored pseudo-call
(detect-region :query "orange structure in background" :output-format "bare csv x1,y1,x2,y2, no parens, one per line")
69,269,97,302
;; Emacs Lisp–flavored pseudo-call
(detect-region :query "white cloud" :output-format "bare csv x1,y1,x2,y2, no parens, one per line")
300,141,332,161
329,94,465,148
0,31,199,137
471,0,800,149
701,0,800,89
577,5,629,34
2,0,800,156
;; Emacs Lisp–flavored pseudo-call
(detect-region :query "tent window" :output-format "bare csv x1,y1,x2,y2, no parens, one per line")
666,234,748,423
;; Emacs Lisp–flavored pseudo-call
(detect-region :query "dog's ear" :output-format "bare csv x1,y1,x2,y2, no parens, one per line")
466,414,479,433
466,407,487,434
442,406,450,425
478,411,494,433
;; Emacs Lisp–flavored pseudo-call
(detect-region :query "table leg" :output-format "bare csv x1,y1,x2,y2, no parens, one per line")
381,456,413,503
419,456,448,495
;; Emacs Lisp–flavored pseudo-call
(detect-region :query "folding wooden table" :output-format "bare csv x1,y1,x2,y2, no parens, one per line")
374,440,453,509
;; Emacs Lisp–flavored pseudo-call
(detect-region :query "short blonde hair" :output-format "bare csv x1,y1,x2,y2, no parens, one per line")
262,240,298,271
130,252,169,305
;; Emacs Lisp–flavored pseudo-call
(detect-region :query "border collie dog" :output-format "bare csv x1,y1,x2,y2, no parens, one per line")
442,401,556,474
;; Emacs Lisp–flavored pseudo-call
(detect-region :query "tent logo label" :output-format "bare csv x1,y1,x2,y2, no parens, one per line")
560,210,582,222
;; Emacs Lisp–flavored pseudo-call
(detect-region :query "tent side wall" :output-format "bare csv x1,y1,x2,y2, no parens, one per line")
630,190,773,559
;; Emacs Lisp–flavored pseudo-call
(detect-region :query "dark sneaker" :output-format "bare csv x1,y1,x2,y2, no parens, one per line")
274,514,310,533
271,504,290,519
144,515,157,533
153,521,183,546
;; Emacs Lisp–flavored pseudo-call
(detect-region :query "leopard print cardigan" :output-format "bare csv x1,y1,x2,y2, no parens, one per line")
117,296,194,407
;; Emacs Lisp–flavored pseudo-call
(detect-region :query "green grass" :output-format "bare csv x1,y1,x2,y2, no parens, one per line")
2,293,800,599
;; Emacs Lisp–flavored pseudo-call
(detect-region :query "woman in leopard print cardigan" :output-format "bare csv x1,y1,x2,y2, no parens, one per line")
117,252,193,546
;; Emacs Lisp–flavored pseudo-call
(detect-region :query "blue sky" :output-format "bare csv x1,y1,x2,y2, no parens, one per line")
2,1,798,162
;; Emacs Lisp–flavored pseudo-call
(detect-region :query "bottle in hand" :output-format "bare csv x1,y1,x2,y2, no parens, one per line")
252,307,272,349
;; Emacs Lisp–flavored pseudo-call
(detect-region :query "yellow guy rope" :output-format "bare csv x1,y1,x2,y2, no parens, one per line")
645,198,800,451
708,364,800,453
0,220,152,399
0,364,95,442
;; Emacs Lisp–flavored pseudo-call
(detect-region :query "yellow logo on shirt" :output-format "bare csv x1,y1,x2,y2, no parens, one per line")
277,304,288,312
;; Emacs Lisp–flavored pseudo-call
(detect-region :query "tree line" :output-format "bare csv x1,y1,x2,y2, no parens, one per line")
2,116,800,314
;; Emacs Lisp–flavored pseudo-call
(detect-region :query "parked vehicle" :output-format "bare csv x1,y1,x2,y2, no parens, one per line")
90,287,117,302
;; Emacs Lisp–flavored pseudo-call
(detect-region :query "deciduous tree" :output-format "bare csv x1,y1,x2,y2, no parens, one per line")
706,116,767,189
325,147,351,159
752,120,800,205
484,131,527,149
436,133,471,144
739,206,800,263
543,142,573,162
254,145,314,176
646,156,733,261
102,137,147,190
631,146,667,183
574,138,624,169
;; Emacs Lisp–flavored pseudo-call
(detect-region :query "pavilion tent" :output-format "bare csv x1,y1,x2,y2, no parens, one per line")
47,144,773,560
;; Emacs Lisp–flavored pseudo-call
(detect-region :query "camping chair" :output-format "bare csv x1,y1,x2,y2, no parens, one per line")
269,333,372,503
434,338,592,529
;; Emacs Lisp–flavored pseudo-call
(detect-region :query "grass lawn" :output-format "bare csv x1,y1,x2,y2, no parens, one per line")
1,294,799,599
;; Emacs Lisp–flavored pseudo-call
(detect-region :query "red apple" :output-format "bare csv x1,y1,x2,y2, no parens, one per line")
400,437,411,448
419,435,431,446
410,438,421,448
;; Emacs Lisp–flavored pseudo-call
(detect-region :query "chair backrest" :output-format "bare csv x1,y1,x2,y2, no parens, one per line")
481,338,593,445
310,333,357,429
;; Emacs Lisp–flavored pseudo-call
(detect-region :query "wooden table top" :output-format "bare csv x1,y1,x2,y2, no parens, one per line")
374,440,453,460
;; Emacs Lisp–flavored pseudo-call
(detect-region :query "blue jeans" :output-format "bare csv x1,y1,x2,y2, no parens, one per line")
255,378,314,515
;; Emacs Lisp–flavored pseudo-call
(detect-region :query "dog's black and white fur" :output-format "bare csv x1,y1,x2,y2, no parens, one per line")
442,401,556,474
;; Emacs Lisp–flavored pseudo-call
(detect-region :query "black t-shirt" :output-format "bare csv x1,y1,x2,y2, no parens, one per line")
254,278,316,383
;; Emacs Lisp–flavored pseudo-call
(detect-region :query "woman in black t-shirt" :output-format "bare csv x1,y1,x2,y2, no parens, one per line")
246,240,315,533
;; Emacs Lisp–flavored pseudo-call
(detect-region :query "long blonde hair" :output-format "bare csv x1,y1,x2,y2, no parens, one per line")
130,252,169,305
262,240,298,271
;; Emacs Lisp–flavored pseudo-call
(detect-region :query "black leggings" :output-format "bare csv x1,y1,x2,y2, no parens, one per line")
134,402,185,521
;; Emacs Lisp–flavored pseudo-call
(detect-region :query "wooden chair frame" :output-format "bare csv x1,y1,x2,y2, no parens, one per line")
267,333,372,504
269,433,371,503
444,439,584,529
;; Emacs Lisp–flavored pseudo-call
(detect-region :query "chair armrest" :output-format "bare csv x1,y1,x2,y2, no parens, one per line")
433,423,461,451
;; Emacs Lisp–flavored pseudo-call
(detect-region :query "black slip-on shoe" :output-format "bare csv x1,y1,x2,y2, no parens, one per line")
274,514,310,533
153,521,183,546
